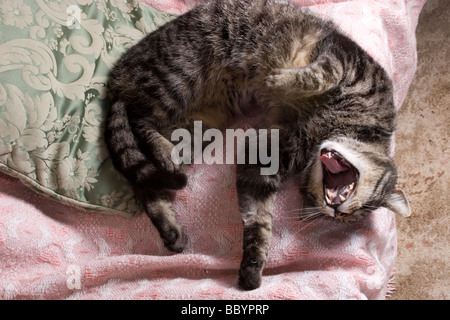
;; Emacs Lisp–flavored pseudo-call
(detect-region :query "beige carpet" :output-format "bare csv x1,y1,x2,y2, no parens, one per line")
390,0,449,300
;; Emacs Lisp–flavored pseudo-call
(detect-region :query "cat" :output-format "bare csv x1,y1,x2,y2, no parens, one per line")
105,0,411,290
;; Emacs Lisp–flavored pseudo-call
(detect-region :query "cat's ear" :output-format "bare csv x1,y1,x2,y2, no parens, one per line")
385,188,411,217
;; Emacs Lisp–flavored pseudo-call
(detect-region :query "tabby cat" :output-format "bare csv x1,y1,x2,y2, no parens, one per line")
105,0,410,290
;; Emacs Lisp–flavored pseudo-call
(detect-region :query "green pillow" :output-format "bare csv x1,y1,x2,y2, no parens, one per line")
0,0,176,216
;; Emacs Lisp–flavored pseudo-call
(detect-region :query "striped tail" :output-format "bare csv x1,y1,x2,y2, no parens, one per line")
104,100,187,190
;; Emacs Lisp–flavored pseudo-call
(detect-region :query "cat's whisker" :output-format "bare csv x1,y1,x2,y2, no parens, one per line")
299,215,322,222
299,211,324,222
278,206,324,224
281,207,321,215
282,208,305,214
284,209,323,218
278,215,303,221
290,215,325,237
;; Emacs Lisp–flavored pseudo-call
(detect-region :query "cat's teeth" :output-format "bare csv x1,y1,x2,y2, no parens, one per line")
325,190,332,205
339,195,346,202
349,182,355,190
326,188,336,199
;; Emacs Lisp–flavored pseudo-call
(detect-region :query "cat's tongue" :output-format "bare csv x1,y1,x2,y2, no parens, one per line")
320,153,349,174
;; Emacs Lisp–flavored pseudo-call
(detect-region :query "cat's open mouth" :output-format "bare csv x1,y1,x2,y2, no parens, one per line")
320,148,359,207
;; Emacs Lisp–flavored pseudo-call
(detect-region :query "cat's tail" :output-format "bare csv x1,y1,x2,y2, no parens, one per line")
104,100,187,190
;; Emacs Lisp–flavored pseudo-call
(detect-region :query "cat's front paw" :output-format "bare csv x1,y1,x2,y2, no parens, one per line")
238,266,262,290
154,139,181,174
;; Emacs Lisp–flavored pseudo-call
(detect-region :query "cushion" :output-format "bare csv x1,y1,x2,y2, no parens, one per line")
0,0,175,216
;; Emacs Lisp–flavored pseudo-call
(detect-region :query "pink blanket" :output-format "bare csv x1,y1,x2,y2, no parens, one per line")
0,0,424,300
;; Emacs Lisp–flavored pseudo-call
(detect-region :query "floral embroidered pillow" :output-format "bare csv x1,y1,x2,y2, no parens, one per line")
0,0,175,216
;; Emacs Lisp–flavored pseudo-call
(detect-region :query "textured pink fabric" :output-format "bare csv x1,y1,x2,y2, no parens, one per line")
0,0,424,300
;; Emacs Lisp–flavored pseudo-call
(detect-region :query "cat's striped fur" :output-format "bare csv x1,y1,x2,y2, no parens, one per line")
105,0,410,290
